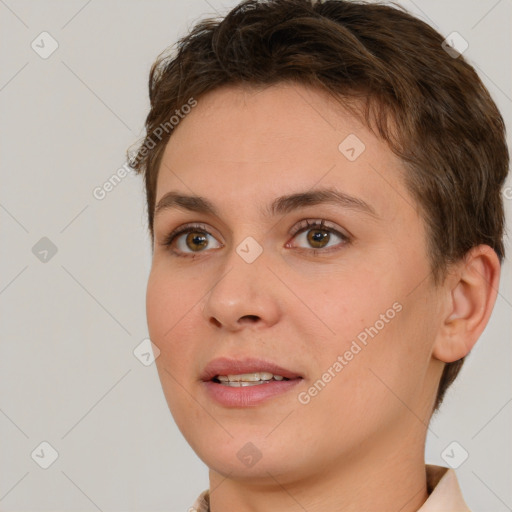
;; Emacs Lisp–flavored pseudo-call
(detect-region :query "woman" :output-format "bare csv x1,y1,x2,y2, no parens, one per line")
130,1,508,509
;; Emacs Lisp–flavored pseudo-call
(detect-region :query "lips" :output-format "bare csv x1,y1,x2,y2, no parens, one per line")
200,357,303,407
200,357,303,382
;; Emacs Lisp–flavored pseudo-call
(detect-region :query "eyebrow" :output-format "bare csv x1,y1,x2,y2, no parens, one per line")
154,188,378,219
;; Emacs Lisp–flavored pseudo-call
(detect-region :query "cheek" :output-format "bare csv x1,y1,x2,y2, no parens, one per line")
303,266,434,404
147,268,203,426
296,308,431,447
146,267,198,373
303,265,391,338
147,264,193,337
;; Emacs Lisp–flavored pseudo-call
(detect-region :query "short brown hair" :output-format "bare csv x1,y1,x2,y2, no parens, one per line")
130,0,509,413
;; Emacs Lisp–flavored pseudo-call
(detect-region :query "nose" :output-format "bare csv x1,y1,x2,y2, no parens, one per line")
201,249,282,332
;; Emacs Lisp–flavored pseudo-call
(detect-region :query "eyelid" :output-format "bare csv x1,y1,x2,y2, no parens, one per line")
161,222,223,247
288,218,350,239
162,222,210,242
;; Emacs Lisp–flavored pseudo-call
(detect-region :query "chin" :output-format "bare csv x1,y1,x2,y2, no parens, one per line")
185,431,314,483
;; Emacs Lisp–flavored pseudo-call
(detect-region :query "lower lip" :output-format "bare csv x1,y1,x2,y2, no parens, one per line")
203,379,302,407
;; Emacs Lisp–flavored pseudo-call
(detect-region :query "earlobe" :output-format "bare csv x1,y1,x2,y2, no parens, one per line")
432,245,501,363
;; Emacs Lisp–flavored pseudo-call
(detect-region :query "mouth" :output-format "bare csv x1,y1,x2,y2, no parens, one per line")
201,357,303,407
213,372,290,387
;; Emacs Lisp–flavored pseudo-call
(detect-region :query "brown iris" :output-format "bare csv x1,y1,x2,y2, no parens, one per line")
307,228,330,248
186,231,208,251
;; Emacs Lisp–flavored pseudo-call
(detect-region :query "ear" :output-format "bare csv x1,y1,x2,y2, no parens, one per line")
432,245,501,363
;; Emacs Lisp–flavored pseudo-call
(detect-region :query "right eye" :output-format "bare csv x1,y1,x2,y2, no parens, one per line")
162,223,223,257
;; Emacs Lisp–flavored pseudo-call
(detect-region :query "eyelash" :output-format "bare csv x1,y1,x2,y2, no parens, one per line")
161,219,350,258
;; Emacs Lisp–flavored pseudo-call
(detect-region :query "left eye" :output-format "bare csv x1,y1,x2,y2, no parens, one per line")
288,221,348,250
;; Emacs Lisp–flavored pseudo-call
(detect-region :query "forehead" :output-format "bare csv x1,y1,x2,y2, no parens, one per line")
156,83,417,223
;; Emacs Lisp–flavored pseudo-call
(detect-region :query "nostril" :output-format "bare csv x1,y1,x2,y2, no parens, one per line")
209,317,222,328
240,315,260,323
208,314,260,328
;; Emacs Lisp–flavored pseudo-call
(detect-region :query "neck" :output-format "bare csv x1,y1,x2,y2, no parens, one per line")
208,422,429,512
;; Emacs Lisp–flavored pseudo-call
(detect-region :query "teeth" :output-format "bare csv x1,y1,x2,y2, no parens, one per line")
215,372,287,384
223,381,270,387
227,372,274,382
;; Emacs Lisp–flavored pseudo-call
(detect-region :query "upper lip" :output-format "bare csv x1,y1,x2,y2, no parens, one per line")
200,357,303,381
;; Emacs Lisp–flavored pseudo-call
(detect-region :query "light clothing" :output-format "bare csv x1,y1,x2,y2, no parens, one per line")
190,464,471,511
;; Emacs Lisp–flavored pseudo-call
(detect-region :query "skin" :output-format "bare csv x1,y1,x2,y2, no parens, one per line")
146,82,500,512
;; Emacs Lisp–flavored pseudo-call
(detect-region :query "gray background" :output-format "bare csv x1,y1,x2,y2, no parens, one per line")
0,0,510,510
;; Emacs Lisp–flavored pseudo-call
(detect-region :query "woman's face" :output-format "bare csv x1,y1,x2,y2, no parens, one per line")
147,83,444,482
